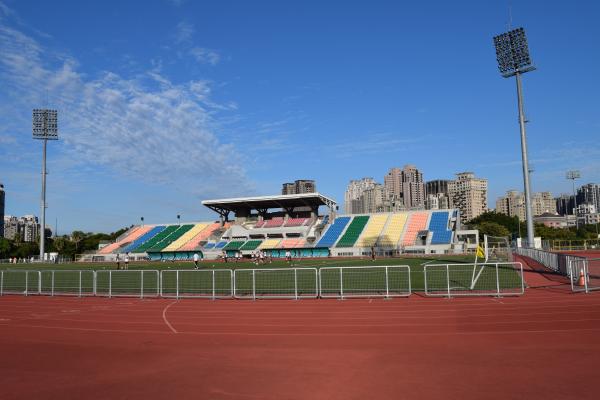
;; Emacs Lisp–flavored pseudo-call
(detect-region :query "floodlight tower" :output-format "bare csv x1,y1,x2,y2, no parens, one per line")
494,27,536,247
566,170,581,229
32,109,58,261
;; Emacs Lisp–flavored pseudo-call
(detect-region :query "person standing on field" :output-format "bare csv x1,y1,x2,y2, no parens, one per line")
124,253,129,270
193,253,200,269
116,254,121,270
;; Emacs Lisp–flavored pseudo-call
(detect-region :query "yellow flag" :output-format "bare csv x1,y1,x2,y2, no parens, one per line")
476,245,485,259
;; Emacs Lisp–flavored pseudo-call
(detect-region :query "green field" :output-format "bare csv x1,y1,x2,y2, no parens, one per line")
0,255,523,297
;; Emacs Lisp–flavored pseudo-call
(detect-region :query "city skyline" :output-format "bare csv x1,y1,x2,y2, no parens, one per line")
1,1,599,233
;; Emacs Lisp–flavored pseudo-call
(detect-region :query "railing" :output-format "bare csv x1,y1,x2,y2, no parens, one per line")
95,270,160,298
514,247,586,277
319,266,411,299
233,268,318,299
423,262,524,297
160,269,233,299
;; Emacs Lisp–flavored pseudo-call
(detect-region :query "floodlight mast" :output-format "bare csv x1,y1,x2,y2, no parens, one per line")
32,109,58,262
494,27,536,247
566,170,581,229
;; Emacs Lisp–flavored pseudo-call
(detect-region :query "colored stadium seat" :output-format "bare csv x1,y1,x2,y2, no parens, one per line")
147,224,194,252
402,213,429,246
278,238,306,248
316,216,350,247
215,241,227,249
258,238,281,249
254,220,265,228
284,217,309,227
178,222,223,251
223,241,245,250
203,242,216,249
379,213,408,247
124,225,166,253
356,214,389,247
336,216,370,247
99,225,151,254
428,211,453,244
162,223,208,252
240,240,262,250
263,217,284,228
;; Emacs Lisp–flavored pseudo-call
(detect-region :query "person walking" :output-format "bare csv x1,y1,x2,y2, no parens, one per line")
116,254,121,270
193,253,200,269
124,253,130,270
371,246,376,261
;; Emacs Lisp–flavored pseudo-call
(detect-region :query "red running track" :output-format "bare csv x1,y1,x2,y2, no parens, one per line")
1,290,600,400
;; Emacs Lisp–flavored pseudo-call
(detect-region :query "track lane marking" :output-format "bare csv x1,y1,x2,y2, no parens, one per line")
162,301,178,334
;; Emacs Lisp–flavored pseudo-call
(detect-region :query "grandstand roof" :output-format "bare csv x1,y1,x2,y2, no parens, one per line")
202,193,337,216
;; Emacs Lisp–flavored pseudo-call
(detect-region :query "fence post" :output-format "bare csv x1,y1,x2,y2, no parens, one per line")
294,268,298,300
340,268,344,300
212,270,215,300
25,271,28,296
140,270,144,299
51,270,55,297
385,266,389,299
584,260,589,294
424,265,428,295
495,263,501,296
38,271,41,294
109,270,112,298
446,265,450,298
176,270,179,300
93,271,97,296
79,270,82,298
159,271,163,297
0,271,3,296
252,269,256,301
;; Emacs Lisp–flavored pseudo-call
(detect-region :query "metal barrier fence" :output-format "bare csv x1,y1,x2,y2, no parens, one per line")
0,270,41,296
513,247,586,278
95,270,160,298
233,268,318,299
160,270,233,299
569,258,600,293
424,262,524,297
40,270,96,296
319,265,411,299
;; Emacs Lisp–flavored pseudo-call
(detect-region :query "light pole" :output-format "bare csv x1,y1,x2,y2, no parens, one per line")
177,214,181,225
32,109,58,261
566,170,580,229
140,216,144,226
494,27,536,247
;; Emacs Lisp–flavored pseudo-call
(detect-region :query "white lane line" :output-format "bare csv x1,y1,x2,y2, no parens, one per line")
162,301,178,334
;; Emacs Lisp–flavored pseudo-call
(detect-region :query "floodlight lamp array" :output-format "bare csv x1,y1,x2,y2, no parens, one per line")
32,109,58,140
566,170,581,180
493,27,535,77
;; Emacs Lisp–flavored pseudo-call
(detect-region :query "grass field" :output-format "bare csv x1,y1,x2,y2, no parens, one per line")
0,255,523,297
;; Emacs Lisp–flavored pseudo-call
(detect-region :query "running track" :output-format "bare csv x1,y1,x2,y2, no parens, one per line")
1,287,600,400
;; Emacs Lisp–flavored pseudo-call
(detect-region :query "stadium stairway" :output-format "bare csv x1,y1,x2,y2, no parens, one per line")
161,223,208,252
336,216,370,248
356,214,389,248
316,216,351,247
124,225,166,253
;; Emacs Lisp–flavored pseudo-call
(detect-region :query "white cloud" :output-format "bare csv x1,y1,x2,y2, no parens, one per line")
0,23,250,197
174,21,194,44
189,47,220,66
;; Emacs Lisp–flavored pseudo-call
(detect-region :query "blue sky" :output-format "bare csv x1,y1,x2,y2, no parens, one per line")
0,0,599,234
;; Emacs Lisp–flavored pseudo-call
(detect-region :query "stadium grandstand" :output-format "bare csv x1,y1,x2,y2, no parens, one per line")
90,193,477,261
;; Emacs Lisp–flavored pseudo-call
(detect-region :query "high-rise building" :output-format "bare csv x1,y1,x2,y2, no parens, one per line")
384,165,425,209
448,172,488,223
496,190,556,220
2,214,40,242
425,180,450,210
281,179,316,195
577,183,600,211
401,165,425,209
0,183,4,238
556,193,575,216
345,178,377,213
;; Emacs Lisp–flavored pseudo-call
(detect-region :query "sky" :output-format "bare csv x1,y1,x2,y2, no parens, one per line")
0,0,599,234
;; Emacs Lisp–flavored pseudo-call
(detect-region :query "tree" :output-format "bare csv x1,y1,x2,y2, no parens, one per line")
474,222,510,240
0,238,11,258
71,231,85,254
